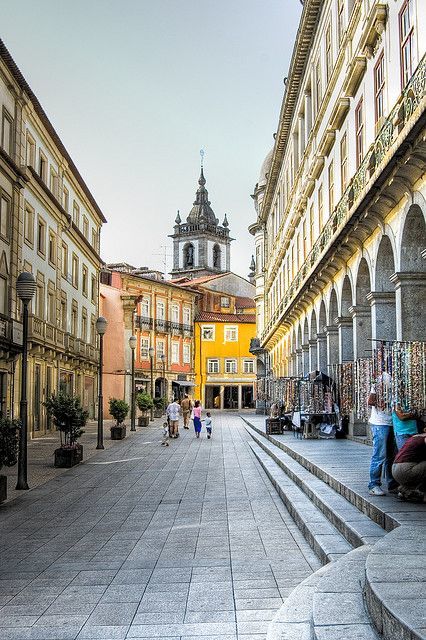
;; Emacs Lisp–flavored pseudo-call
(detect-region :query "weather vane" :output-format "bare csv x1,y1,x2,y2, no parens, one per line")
200,149,205,168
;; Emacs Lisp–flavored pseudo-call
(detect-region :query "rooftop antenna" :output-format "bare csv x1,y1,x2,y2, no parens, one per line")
200,148,205,168
153,244,172,275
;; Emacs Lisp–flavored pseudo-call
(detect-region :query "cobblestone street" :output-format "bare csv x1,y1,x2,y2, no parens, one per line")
0,413,319,640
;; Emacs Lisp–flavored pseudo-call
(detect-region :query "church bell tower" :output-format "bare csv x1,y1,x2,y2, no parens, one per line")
170,158,233,279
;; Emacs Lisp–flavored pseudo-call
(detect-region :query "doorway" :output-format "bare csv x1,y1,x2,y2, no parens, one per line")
242,385,254,409
224,386,238,410
205,385,220,409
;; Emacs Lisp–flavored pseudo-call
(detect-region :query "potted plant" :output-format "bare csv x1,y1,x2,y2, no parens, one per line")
153,396,166,418
0,417,20,503
136,392,153,427
45,393,88,468
109,398,129,439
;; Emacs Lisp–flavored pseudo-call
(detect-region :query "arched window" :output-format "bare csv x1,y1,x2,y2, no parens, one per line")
184,243,194,268
213,244,221,269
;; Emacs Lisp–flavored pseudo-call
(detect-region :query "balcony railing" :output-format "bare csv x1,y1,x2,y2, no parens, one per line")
262,54,426,344
136,316,193,336
26,315,98,363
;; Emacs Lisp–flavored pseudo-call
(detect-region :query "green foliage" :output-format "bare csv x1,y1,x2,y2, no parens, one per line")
45,393,88,448
109,398,129,425
0,417,20,472
153,396,166,409
136,392,154,413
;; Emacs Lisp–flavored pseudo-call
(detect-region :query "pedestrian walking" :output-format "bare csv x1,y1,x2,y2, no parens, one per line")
367,372,398,496
180,393,193,430
193,400,202,438
205,412,212,439
161,421,170,446
166,398,181,438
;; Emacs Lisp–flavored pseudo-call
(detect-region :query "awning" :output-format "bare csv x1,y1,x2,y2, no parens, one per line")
172,380,195,387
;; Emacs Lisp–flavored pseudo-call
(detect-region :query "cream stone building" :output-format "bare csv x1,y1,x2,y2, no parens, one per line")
250,1,425,407
0,40,106,435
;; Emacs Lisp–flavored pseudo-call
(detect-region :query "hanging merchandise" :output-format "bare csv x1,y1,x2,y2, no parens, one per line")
354,358,372,422
391,341,426,411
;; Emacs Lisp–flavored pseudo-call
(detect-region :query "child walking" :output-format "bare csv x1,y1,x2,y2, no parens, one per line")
205,412,212,439
193,400,202,438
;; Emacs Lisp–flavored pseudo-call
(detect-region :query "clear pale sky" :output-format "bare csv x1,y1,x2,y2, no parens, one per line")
1,0,301,278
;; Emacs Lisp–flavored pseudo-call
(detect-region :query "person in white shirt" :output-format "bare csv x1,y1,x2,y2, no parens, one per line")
367,372,398,496
166,399,181,438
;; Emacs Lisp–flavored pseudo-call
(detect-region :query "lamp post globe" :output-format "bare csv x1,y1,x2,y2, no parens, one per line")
129,335,137,431
16,272,36,491
96,316,108,449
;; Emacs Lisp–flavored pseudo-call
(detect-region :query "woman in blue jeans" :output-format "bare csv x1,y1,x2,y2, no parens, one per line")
392,404,418,450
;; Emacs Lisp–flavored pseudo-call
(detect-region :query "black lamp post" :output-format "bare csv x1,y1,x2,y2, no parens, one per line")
149,346,154,421
160,353,166,410
16,271,36,490
129,335,137,431
96,316,108,449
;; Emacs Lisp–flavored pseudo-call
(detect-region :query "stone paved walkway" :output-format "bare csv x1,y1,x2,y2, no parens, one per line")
0,412,319,640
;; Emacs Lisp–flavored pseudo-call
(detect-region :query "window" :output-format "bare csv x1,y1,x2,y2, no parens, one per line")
328,162,334,215
24,202,34,245
183,306,191,325
340,133,348,193
71,302,78,335
315,59,322,114
220,296,230,308
201,325,215,341
355,98,364,168
183,343,191,364
337,0,345,45
91,275,97,303
81,311,88,342
207,359,220,374
61,242,68,278
318,185,323,231
225,359,237,374
140,337,149,359
212,244,221,268
26,133,36,168
72,201,80,227
72,254,79,288
35,282,44,319
39,152,47,182
82,265,88,296
0,195,10,239
224,325,238,342
63,186,69,212
141,297,150,317
1,109,13,156
156,339,165,358
82,216,89,238
325,23,332,83
171,304,179,323
184,242,194,268
400,0,415,88
309,203,315,246
47,288,56,324
243,359,255,374
37,217,46,255
303,217,308,258
171,341,179,364
60,297,67,331
90,316,96,345
91,228,98,252
0,276,7,315
156,300,165,319
50,168,58,199
374,53,385,124
48,231,56,265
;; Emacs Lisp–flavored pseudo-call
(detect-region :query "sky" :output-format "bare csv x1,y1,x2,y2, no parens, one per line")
1,0,302,278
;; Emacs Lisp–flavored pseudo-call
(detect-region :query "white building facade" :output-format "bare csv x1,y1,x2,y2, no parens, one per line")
251,1,425,394
0,40,106,435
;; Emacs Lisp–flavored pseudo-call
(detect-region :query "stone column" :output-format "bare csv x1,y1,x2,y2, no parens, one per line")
326,325,339,368
391,272,426,341
219,385,225,410
337,316,354,362
237,385,242,410
317,333,327,373
296,348,303,376
349,305,372,360
308,339,317,373
302,344,310,375
367,291,396,342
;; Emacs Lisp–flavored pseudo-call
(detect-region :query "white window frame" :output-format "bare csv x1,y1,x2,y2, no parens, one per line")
156,299,165,320
221,296,230,308
224,325,238,342
183,343,191,364
141,297,150,317
183,306,191,325
225,359,237,374
140,337,149,359
201,325,215,341
171,341,179,364
243,359,255,374
156,339,165,358
171,304,179,323
207,358,220,374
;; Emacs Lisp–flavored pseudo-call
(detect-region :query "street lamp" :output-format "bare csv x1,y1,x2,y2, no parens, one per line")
129,335,137,431
149,346,154,421
16,271,36,490
96,316,108,449
160,353,166,409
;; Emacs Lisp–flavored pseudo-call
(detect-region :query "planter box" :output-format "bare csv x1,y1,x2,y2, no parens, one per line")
138,415,150,427
111,424,126,440
0,475,6,503
54,445,83,468
154,408,163,418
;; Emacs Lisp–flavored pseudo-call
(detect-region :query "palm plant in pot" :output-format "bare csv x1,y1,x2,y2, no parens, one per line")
109,398,129,439
45,393,88,468
0,417,20,503
136,392,153,426
153,396,166,418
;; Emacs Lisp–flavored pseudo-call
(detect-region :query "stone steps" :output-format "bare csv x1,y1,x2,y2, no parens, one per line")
248,440,353,564
246,425,385,549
